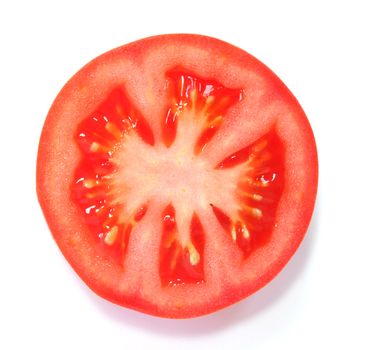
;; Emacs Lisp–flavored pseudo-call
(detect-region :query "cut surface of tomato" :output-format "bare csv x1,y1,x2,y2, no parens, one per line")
37,34,318,318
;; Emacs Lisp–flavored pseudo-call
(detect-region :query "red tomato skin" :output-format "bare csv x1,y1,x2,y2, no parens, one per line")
37,34,318,318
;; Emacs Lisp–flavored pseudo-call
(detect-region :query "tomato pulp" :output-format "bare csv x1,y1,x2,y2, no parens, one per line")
37,34,318,318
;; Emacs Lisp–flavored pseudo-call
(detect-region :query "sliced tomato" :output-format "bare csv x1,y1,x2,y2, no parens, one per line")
37,34,318,318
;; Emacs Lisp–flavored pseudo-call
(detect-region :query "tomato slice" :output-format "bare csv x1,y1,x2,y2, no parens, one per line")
37,34,318,318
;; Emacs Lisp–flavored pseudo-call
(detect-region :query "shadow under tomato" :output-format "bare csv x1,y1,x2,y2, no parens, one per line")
78,202,319,337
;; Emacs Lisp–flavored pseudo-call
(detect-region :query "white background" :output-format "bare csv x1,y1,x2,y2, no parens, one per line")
1,0,365,349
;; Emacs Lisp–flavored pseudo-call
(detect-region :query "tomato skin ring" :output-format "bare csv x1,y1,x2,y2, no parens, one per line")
37,34,318,318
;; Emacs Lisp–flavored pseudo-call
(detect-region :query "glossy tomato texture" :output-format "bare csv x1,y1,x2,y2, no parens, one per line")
37,34,318,318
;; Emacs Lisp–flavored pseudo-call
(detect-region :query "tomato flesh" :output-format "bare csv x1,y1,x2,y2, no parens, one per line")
37,34,318,318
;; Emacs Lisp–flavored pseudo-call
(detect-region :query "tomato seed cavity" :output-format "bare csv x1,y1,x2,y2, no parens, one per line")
71,72,284,286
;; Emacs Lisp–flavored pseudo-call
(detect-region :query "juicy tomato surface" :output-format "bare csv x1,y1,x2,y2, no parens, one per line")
37,34,318,318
